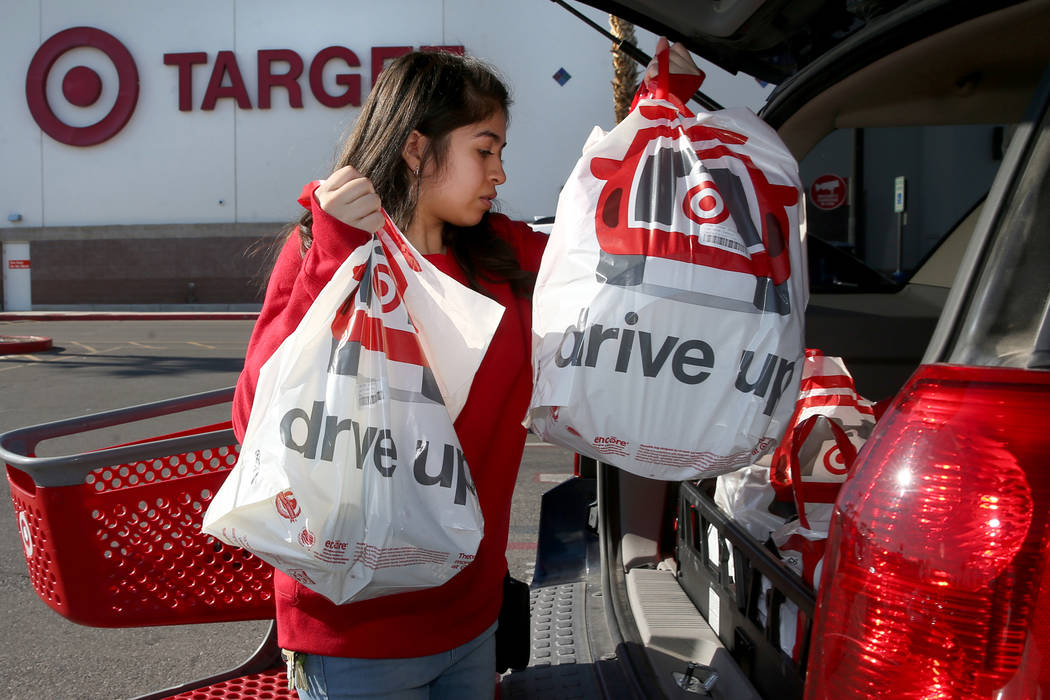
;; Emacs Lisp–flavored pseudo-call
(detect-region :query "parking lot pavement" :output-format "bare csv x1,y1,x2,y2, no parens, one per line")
0,319,253,434
0,316,571,699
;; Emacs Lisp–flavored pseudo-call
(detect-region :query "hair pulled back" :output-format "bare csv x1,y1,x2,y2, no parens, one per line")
294,50,533,297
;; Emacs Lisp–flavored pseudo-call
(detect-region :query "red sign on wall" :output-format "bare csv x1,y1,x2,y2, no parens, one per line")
8,260,31,269
810,174,848,211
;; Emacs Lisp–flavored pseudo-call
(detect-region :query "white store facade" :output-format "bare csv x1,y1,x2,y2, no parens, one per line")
1,0,770,309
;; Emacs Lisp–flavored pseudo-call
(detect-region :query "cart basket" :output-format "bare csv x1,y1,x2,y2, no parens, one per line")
1,386,276,628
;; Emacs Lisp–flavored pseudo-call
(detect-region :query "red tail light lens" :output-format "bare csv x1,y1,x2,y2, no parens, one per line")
807,364,1050,699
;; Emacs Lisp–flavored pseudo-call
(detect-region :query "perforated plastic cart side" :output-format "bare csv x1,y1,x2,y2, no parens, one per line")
1,387,294,699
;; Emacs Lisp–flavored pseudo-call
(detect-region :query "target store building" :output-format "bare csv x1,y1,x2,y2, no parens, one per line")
5,1,760,310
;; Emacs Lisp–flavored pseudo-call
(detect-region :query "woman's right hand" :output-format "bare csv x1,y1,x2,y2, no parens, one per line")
643,37,702,91
314,165,385,234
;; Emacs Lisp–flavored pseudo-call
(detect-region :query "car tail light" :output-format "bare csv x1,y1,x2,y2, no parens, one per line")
806,364,1050,699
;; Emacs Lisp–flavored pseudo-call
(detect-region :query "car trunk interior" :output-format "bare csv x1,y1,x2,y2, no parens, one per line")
605,1,1050,697
773,0,1050,157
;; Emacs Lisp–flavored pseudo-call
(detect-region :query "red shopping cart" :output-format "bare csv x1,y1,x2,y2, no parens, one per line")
1,387,295,699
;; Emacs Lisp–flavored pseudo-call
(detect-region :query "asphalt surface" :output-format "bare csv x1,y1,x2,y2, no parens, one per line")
0,317,573,700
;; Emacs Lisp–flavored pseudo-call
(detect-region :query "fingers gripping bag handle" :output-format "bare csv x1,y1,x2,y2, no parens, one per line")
204,214,503,604
651,46,672,102
634,44,695,116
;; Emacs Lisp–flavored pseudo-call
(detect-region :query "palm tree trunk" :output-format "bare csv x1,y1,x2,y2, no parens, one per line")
609,16,638,123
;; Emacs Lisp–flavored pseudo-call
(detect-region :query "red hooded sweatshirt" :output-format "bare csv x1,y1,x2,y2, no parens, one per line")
233,67,703,658
232,182,548,658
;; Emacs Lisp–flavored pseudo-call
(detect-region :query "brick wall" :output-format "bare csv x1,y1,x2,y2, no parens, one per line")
2,223,290,307
31,236,282,304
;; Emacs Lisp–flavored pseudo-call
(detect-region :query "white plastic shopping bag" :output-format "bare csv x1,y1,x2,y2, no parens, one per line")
714,464,789,543
203,216,504,604
770,348,878,526
528,55,807,480
771,504,835,661
766,350,877,660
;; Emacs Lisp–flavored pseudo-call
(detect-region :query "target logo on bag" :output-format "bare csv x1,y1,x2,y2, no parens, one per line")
275,490,302,522
683,176,730,225
329,244,412,347
327,243,444,407
366,257,406,314
345,243,409,314
589,103,799,314
823,444,851,475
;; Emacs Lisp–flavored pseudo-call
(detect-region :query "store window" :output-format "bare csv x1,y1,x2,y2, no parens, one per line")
799,124,1005,292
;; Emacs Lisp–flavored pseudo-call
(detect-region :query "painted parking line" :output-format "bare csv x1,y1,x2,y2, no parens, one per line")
536,473,573,484
69,341,130,355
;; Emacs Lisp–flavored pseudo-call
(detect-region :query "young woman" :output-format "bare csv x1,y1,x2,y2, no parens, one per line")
233,40,701,700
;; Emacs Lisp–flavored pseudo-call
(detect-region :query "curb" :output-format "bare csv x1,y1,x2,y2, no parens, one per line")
0,312,259,322
0,335,54,354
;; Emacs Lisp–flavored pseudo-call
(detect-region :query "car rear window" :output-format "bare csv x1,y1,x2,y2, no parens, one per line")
948,93,1050,369
800,123,1009,288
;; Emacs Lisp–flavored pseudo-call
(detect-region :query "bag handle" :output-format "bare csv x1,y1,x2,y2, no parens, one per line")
637,45,693,116
651,47,671,100
788,415,857,530
377,212,423,273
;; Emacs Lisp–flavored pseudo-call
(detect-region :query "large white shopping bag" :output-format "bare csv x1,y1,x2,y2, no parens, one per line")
528,52,807,480
203,215,504,604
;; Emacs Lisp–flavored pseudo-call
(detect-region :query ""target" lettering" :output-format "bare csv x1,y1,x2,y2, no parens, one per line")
162,45,464,112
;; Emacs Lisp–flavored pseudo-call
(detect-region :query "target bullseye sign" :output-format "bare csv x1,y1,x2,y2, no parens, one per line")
25,26,139,147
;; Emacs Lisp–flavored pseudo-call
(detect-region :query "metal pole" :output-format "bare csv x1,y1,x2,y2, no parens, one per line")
896,211,903,277
847,128,863,253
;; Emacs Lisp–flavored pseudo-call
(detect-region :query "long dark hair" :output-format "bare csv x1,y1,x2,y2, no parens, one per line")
291,50,534,298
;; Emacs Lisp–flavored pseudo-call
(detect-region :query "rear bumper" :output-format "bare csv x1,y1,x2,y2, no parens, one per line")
512,473,784,699
501,477,638,698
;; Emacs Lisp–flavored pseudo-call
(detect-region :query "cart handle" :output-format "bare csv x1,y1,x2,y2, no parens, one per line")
0,386,237,487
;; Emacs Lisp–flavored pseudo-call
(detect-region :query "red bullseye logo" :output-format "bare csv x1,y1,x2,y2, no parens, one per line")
25,27,139,146
683,176,729,225
823,444,851,476
371,262,402,313
18,511,34,558
275,489,302,522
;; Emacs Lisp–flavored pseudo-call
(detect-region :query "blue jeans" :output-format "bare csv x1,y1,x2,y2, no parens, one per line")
294,623,497,699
